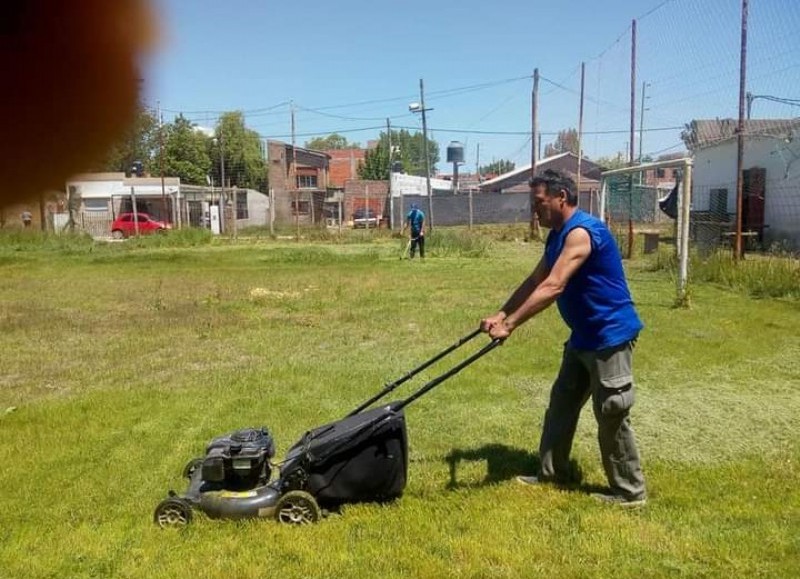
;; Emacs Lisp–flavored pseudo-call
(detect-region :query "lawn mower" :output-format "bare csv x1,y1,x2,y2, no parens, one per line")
153,330,500,528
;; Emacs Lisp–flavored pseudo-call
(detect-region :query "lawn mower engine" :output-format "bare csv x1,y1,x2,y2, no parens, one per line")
201,427,275,491
153,425,316,528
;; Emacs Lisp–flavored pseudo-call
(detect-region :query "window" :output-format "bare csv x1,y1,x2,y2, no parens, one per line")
84,199,109,211
709,188,728,217
292,200,310,215
297,175,318,189
656,168,665,178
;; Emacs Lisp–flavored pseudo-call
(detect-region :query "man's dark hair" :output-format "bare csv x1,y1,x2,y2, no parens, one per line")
529,169,578,206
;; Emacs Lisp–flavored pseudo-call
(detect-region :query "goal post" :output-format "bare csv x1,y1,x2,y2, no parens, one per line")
600,157,694,306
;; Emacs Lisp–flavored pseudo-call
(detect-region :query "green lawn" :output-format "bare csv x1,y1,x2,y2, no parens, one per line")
0,234,798,578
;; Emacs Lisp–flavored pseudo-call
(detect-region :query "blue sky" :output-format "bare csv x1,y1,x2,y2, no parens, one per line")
145,0,800,173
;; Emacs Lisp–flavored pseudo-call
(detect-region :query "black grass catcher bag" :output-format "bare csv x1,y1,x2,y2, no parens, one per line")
279,405,408,505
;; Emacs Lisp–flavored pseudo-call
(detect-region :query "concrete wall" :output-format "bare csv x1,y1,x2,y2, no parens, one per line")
391,192,531,229
390,173,453,196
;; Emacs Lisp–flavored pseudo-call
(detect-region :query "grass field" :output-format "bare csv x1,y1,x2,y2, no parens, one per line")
0,231,798,578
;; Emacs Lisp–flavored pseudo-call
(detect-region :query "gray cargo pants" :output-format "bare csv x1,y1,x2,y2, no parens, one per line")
538,341,646,500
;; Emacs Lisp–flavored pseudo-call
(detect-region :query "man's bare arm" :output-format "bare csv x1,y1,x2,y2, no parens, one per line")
481,256,549,331
493,228,592,337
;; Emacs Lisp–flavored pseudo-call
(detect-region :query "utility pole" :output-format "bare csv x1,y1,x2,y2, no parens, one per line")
232,187,238,239
472,143,479,230
220,132,226,235
638,82,649,165
577,62,586,197
264,139,274,236
158,101,168,225
291,101,299,240
630,20,637,167
638,81,650,187
530,68,541,240
365,184,370,230
735,0,749,260
130,186,140,236
419,79,433,230
628,19,637,259
387,117,394,230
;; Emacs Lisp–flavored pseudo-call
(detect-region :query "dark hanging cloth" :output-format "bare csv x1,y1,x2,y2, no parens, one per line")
659,181,679,219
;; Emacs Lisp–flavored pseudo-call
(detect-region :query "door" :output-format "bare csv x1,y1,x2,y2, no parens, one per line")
743,168,766,242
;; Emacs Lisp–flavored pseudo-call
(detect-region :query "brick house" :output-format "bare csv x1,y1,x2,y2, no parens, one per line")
267,140,330,225
326,149,366,189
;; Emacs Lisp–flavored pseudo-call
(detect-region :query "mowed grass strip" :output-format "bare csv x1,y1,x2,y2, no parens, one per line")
0,236,798,579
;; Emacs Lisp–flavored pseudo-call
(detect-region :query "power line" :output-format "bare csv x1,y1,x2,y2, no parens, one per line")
540,75,630,115
637,0,678,20
159,75,534,119
160,101,291,116
393,124,684,137
256,123,684,141
293,104,413,122
258,125,385,140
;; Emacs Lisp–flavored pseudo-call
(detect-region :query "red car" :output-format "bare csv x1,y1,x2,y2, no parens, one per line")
111,212,170,239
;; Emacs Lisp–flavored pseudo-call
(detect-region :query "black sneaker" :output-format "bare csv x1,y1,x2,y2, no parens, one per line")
591,492,647,508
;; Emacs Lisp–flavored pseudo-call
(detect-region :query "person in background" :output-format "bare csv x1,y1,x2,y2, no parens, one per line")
481,169,647,507
402,203,426,259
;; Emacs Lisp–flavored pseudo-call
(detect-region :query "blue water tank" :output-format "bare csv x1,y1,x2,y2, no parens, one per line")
447,141,464,164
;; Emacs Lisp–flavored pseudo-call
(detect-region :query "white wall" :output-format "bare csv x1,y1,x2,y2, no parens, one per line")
66,176,180,203
69,178,124,200
692,132,800,247
238,189,270,228
390,173,452,197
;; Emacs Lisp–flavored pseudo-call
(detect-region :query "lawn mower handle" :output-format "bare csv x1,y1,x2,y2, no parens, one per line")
346,329,483,417
392,337,502,412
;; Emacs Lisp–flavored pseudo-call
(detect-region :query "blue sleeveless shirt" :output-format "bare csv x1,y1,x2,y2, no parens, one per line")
544,210,643,351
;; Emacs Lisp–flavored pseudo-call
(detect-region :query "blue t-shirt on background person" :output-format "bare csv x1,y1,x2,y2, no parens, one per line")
406,206,425,237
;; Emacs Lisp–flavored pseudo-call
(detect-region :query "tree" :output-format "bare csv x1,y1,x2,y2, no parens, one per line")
162,115,212,185
211,112,267,191
544,128,580,157
480,159,515,175
358,145,390,180
95,106,159,174
305,133,355,151
358,129,438,179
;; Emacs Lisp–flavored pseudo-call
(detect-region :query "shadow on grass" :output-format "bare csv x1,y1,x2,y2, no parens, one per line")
444,443,608,495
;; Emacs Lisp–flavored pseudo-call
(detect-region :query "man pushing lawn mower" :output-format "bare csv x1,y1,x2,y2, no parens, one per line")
481,169,647,508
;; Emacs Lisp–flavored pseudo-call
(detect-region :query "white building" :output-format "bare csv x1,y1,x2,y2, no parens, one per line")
683,118,800,248
64,173,271,237
390,173,452,197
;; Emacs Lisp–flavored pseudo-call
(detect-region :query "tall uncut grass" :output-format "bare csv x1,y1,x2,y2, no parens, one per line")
0,231,797,579
647,243,800,299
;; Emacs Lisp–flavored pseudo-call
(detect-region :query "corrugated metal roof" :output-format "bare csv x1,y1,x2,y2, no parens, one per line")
478,152,571,187
682,118,800,149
